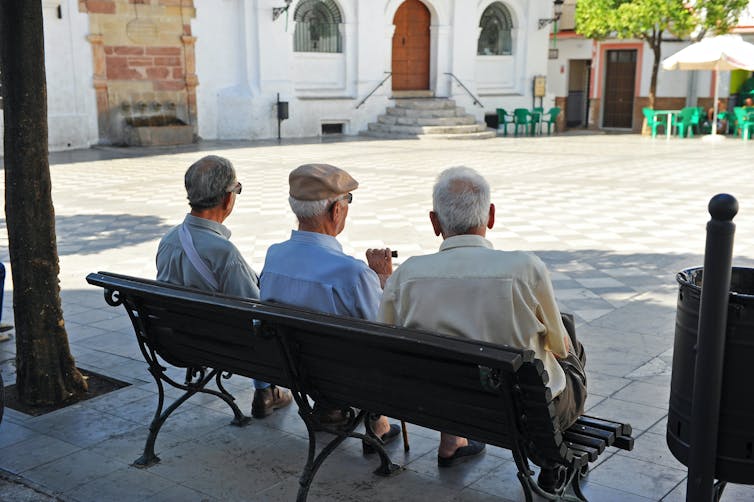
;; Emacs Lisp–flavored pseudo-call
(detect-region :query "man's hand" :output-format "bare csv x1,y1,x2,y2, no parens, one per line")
366,248,393,288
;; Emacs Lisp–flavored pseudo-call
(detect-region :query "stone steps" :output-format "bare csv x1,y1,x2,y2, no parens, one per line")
393,98,459,110
362,97,494,140
368,122,489,135
360,129,496,140
378,115,477,126
386,106,467,118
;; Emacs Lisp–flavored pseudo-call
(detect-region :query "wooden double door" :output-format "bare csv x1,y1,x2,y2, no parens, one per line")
603,50,637,128
392,0,430,91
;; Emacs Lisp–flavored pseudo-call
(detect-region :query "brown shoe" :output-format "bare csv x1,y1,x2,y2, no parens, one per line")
251,385,292,418
313,404,351,427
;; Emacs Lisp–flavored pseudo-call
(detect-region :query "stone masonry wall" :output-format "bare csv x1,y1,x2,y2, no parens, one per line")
79,0,197,144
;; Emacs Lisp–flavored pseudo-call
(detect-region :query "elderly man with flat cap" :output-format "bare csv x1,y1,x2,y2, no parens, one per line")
260,163,400,452
157,155,292,419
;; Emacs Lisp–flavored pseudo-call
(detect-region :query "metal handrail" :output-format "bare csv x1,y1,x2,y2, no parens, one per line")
355,72,392,109
444,72,483,108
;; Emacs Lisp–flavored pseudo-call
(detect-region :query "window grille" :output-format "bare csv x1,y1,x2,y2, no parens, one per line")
294,0,343,53
477,2,513,56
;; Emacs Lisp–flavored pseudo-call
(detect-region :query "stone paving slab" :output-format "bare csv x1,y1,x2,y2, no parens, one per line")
2,133,754,500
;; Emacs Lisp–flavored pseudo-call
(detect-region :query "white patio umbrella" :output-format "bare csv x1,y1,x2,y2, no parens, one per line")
662,34,754,137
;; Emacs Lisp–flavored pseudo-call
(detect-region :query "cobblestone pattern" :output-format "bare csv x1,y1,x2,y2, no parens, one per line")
1,133,754,501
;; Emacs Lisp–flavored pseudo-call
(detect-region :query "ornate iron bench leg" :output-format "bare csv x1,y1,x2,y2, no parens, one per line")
295,407,402,502
134,367,230,467
296,407,364,502
213,370,251,427
363,413,402,477
713,480,727,502
569,464,589,502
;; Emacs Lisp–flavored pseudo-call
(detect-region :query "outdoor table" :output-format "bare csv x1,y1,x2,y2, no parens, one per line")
654,110,679,139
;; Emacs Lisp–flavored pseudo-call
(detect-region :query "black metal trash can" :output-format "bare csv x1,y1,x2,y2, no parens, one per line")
668,266,754,485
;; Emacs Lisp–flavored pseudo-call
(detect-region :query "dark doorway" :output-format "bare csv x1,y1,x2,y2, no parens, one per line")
603,49,637,128
392,0,430,91
567,59,591,127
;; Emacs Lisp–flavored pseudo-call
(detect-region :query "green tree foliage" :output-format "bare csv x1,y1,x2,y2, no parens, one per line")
575,0,749,109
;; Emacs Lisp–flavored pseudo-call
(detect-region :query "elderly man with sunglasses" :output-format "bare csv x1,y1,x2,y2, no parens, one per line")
157,155,292,418
260,163,400,451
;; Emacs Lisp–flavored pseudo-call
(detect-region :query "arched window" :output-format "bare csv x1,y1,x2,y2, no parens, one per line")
477,2,513,56
294,0,343,53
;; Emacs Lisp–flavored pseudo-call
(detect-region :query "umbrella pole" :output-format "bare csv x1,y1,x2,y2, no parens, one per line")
712,68,719,136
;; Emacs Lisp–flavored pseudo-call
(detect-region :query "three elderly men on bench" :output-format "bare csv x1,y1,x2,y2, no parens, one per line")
156,156,587,486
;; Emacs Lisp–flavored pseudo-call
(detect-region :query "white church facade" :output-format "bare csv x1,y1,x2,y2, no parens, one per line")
1,0,558,152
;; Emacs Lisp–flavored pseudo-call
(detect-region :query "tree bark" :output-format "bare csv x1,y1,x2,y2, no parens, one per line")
1,1,87,405
648,32,663,111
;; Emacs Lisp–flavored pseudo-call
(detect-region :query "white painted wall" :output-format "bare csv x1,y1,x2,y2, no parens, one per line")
192,0,554,139
0,0,98,155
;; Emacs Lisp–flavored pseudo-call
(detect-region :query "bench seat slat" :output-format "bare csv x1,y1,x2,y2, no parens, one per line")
577,415,632,437
614,435,635,451
566,442,599,462
568,424,616,445
563,431,606,453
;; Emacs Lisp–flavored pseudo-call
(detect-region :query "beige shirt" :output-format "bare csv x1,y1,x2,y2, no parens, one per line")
378,234,568,397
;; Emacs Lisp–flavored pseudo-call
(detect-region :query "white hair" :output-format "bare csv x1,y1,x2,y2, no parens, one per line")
432,166,490,236
288,196,332,220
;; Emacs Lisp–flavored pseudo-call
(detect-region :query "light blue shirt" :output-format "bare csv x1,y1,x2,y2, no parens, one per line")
260,230,382,320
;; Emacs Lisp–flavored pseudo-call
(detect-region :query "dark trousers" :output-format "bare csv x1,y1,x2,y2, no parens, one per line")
0,262,5,323
553,313,588,431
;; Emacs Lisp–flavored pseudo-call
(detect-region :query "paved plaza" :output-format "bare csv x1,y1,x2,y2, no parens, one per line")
1,133,754,501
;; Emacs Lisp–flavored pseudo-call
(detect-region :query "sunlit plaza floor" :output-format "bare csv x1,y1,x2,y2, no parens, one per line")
1,132,754,501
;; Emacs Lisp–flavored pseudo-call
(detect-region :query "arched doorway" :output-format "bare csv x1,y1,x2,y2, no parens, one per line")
392,0,430,91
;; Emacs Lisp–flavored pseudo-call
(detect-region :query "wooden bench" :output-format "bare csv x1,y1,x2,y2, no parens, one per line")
86,271,634,502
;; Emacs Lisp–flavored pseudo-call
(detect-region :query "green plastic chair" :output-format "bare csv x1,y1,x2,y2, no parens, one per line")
513,108,532,136
542,107,561,135
642,107,665,138
718,110,736,135
496,108,513,136
733,107,754,139
673,107,700,138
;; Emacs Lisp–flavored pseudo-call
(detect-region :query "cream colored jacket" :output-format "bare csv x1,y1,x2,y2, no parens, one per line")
378,234,569,397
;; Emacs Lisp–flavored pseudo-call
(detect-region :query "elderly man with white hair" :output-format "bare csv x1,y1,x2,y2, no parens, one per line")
260,163,401,452
157,155,293,419
378,167,586,486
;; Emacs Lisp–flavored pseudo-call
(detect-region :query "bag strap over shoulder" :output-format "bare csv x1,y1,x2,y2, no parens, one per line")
178,223,220,290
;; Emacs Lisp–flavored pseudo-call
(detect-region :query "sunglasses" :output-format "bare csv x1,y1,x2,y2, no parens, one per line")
330,192,353,211
228,182,242,195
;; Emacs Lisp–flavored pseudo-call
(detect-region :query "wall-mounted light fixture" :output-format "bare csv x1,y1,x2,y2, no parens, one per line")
538,0,564,30
273,0,293,21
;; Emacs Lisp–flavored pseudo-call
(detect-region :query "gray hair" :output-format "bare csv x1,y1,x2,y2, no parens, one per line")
288,196,332,220
432,166,490,236
185,155,237,210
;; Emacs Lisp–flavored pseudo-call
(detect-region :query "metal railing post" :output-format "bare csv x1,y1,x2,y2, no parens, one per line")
687,193,738,502
355,73,392,109
444,73,484,108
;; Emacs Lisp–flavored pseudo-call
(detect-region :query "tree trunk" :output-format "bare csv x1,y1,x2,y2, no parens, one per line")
1,1,87,405
648,37,662,111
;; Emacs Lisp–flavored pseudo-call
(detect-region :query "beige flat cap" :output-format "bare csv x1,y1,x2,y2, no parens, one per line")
289,163,358,201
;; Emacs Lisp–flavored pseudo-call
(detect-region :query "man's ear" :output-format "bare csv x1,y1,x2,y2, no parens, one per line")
329,200,340,221
222,192,233,211
429,211,443,237
487,203,495,230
